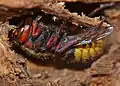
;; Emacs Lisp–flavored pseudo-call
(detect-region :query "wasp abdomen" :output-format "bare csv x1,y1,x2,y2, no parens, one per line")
65,40,103,63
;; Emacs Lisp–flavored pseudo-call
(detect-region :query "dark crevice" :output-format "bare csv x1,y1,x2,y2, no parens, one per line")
65,2,116,17
65,2,99,15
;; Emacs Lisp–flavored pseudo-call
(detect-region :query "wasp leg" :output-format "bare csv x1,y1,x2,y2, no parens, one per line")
46,34,59,49
24,40,33,49
46,23,64,50
32,21,42,39
33,28,46,48
55,39,78,53
19,25,31,43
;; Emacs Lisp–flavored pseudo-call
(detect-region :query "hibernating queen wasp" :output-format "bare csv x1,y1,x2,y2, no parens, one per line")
8,13,113,69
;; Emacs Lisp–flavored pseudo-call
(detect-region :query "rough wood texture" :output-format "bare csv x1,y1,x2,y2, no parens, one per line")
0,22,29,81
0,0,109,27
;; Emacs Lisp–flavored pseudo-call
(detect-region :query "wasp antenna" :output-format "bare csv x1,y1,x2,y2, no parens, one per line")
88,3,115,17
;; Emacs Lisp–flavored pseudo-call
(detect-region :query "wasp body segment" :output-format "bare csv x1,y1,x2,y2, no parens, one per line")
19,25,31,43
65,40,103,63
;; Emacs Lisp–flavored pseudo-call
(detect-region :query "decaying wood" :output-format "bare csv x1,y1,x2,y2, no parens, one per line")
0,22,29,80
0,0,109,27
105,9,120,19
38,2,109,27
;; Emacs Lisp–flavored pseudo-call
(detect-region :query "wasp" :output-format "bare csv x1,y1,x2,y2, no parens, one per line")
8,14,113,68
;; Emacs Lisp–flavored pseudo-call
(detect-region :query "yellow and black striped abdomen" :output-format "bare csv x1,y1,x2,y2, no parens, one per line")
65,40,103,63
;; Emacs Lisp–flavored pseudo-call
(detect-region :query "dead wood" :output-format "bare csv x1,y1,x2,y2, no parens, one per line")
0,0,109,27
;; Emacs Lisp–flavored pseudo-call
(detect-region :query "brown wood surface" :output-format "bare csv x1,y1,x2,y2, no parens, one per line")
0,0,109,27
